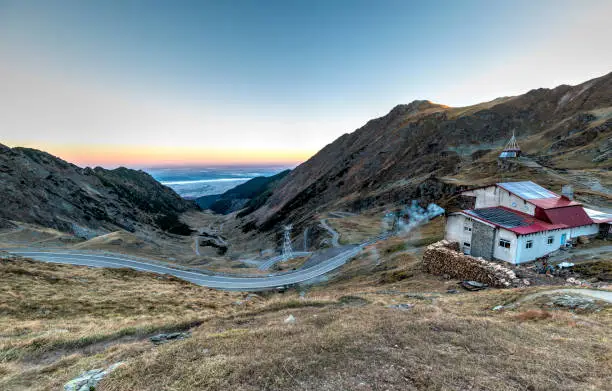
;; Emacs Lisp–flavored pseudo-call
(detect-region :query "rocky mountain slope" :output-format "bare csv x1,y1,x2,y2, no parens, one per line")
0,145,197,237
246,72,612,232
196,169,290,215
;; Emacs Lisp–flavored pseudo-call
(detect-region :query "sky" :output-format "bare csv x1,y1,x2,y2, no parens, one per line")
1,0,610,168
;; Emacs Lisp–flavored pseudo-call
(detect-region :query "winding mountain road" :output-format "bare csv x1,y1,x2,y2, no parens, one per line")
319,219,340,247
8,243,372,290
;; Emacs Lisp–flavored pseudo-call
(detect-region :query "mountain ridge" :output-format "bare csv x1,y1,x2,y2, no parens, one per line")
195,169,291,215
245,71,612,233
0,144,197,237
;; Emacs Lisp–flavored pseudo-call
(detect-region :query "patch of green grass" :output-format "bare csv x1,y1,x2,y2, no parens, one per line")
378,269,415,284
384,243,408,254
573,260,612,280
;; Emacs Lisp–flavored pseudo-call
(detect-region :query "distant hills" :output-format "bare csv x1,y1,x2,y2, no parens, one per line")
0,145,196,237
196,169,290,215
244,72,612,232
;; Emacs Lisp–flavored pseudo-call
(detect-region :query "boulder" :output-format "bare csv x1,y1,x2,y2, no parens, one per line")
149,332,191,345
64,362,124,391
387,303,414,310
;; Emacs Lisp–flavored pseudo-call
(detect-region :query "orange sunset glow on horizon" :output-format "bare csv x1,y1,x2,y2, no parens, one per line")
6,143,314,168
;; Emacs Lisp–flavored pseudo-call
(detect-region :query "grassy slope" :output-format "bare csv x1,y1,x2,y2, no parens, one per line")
1,242,610,391
107,291,611,391
0,258,247,391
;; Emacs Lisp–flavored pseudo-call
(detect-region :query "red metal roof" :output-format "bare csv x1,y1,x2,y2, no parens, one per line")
529,197,581,209
462,206,569,235
535,205,594,227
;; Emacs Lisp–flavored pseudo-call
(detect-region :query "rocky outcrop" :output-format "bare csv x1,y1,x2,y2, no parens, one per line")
422,240,526,288
149,332,191,345
0,145,196,236
64,362,124,391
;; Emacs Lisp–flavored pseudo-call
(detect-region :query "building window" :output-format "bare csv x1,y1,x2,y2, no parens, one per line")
526,240,533,249
463,242,471,247
547,236,554,245
464,226,472,232
499,239,511,249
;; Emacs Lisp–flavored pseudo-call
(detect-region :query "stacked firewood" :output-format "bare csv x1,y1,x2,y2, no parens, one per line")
422,240,524,288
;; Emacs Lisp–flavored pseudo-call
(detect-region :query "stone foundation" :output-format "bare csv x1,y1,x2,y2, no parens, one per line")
422,240,525,288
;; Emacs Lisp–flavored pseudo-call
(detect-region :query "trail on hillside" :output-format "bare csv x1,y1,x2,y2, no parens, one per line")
319,219,340,247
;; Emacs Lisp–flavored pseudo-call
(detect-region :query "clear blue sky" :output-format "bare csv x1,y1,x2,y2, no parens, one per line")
1,0,610,167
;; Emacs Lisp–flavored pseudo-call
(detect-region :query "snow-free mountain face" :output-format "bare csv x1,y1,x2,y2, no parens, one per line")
245,72,612,232
0,145,197,237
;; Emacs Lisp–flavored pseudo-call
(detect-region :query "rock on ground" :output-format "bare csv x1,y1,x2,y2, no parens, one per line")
149,332,191,345
64,362,124,391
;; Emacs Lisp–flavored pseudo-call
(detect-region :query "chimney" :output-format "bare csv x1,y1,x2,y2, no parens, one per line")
561,185,574,200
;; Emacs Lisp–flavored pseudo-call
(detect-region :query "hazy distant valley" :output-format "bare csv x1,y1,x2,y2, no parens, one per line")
146,166,290,199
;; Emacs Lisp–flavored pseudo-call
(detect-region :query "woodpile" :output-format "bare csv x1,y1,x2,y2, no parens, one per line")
422,240,525,288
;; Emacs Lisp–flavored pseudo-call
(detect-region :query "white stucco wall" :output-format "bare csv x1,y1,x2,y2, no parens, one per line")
514,229,572,264
462,186,536,215
493,228,518,263
446,213,600,265
569,224,599,238
445,214,474,254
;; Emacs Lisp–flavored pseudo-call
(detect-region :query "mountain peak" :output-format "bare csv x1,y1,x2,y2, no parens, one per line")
387,100,448,118
394,100,447,111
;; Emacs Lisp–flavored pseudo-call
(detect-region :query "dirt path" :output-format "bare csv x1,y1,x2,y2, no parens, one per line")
549,245,612,263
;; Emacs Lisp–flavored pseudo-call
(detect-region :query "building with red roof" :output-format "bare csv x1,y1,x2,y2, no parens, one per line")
445,181,605,264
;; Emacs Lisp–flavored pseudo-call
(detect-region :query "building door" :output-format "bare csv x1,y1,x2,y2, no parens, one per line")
560,233,567,246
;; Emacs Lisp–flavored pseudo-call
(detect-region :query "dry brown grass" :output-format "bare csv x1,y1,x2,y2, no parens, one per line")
0,223,78,248
104,289,611,391
0,258,248,391
514,309,553,321
1,254,611,391
270,256,310,272
324,213,386,244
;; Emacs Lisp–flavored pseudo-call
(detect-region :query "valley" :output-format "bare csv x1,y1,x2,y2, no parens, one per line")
1,72,611,391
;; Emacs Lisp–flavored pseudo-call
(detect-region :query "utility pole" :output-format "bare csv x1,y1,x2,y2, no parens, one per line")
282,225,293,261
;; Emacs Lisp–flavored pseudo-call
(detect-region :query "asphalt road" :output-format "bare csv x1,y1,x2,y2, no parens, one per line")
9,245,366,291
